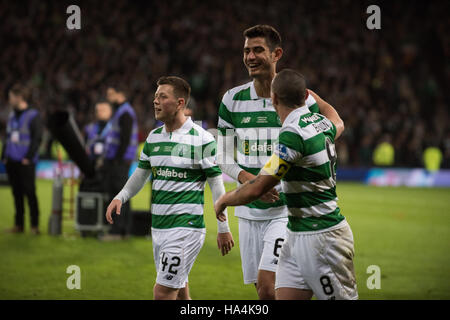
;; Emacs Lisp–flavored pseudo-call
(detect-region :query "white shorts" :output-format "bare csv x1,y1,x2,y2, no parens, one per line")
275,220,358,300
238,217,288,284
152,228,205,289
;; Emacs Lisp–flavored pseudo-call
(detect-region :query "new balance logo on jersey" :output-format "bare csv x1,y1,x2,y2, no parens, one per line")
153,146,160,152
271,258,278,265
165,275,174,281
241,117,252,124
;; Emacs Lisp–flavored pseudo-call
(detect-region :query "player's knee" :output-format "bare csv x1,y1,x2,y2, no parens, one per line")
176,287,191,300
153,289,170,300
153,284,178,300
256,283,275,300
257,270,276,300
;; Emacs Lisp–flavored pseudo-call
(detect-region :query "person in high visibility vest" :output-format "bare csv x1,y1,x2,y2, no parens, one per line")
423,146,442,172
99,84,138,241
1,84,43,235
373,135,395,166
83,100,112,164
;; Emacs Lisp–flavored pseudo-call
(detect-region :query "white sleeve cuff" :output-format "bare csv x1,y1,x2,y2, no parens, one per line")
219,163,243,182
207,175,230,233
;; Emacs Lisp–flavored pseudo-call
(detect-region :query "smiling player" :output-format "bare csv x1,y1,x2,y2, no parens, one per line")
216,25,345,299
215,69,357,300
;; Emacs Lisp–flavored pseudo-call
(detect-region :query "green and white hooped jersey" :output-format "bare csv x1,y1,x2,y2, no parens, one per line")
138,117,222,231
268,107,345,232
217,81,319,220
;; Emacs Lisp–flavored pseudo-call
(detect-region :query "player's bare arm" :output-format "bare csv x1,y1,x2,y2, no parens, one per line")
237,170,280,203
308,89,345,139
215,174,280,222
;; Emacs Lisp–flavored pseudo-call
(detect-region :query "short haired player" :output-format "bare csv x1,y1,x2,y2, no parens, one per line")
217,24,345,299
215,69,357,300
106,76,234,300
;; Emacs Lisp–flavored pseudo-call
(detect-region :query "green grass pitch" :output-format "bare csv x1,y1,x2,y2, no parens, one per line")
0,179,449,299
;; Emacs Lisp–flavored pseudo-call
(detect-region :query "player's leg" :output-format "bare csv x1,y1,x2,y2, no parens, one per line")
256,270,275,300
300,222,358,300
177,283,191,300
175,231,205,300
274,229,312,300
153,283,179,300
256,218,288,300
238,218,263,286
275,287,313,300
153,229,205,300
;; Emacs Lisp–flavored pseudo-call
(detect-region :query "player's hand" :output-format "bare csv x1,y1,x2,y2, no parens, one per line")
214,196,227,222
105,199,122,224
21,158,30,165
259,188,279,203
217,232,234,256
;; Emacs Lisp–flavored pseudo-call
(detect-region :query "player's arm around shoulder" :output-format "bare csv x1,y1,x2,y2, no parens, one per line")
214,129,299,221
214,173,280,222
308,89,345,139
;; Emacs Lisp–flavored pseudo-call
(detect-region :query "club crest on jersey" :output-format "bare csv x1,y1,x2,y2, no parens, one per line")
276,116,282,126
171,144,190,157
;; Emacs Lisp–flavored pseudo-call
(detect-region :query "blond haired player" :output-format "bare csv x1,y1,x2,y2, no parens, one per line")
106,76,234,300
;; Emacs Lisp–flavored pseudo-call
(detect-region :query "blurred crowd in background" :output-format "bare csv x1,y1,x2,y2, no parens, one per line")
0,0,449,168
